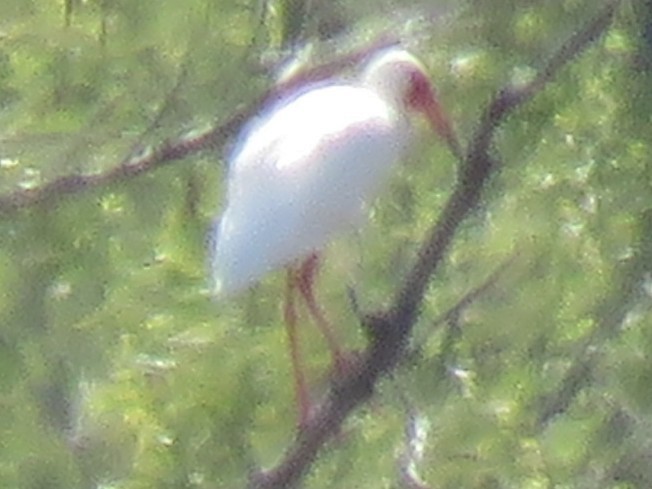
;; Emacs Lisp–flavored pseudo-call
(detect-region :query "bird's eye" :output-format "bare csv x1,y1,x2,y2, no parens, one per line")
406,70,431,108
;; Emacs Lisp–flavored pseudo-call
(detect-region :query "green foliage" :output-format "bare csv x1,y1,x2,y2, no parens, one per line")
1,0,651,488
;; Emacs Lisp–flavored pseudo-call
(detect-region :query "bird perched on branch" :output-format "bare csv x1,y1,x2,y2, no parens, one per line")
210,46,458,427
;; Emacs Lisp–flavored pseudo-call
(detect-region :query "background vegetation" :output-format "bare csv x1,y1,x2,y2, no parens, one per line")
0,0,650,488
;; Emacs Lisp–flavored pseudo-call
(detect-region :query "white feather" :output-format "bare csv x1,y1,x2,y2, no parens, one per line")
211,84,410,296
211,48,432,297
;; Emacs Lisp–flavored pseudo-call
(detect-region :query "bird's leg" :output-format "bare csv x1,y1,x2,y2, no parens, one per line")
284,269,311,427
296,253,346,374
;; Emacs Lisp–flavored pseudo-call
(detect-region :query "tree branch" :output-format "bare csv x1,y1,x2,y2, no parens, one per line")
247,2,621,488
0,39,394,217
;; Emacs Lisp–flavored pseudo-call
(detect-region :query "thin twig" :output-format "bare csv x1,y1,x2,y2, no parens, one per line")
432,252,519,329
404,252,520,367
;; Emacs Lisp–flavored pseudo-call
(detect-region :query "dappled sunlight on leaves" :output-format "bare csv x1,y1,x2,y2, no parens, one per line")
1,0,651,488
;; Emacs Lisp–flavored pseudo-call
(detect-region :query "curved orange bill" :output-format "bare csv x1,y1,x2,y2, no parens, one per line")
421,92,463,160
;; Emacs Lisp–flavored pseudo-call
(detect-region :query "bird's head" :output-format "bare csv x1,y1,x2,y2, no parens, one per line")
362,48,459,155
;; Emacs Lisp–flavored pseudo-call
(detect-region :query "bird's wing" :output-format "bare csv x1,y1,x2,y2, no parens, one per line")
211,85,408,296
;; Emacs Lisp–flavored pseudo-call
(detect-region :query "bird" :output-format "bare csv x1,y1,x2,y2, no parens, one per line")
210,46,458,427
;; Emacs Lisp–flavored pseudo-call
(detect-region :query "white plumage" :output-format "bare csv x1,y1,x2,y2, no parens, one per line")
211,47,453,297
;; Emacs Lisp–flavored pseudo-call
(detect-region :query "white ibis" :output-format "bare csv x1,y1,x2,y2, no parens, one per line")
210,47,458,426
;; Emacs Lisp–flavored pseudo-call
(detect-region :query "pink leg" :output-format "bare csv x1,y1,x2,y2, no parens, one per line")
284,269,311,427
296,253,346,373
